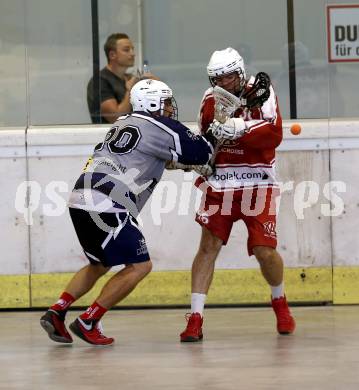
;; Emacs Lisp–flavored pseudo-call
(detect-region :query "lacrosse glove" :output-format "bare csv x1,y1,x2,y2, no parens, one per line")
165,161,191,171
166,161,213,176
192,164,213,177
209,118,247,141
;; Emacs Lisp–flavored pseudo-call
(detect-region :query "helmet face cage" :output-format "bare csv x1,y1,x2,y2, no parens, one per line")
146,96,178,120
160,97,178,120
209,68,246,90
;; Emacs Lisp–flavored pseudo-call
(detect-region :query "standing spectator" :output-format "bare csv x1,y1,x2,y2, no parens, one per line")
87,33,155,124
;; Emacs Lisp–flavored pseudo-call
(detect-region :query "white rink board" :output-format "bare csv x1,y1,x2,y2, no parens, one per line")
330,149,359,266
0,128,29,275
2,119,358,276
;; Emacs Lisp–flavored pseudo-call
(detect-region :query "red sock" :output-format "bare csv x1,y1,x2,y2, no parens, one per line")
80,301,107,321
50,292,75,312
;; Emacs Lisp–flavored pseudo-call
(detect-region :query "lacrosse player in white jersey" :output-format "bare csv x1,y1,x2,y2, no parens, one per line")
40,79,214,346
180,48,296,342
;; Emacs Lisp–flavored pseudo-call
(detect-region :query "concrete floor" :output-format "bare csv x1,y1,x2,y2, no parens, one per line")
0,306,359,390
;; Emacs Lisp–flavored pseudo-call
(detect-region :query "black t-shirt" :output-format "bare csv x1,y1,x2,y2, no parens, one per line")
87,67,127,124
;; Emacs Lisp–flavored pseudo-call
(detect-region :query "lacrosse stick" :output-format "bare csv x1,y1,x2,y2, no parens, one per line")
213,85,242,124
240,72,271,108
209,73,272,166
209,86,242,165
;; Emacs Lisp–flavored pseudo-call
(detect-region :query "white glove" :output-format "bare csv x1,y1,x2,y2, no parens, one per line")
192,164,213,177
210,118,247,141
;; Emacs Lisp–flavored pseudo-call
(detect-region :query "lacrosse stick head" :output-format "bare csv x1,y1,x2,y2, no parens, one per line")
241,72,271,108
212,86,242,123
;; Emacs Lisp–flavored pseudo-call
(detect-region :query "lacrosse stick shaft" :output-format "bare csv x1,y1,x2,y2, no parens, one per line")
209,139,223,165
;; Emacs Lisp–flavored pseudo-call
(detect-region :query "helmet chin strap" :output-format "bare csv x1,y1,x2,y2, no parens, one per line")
147,108,173,119
149,110,160,117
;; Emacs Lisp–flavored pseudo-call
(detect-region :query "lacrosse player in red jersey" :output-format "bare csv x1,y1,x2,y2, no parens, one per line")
180,47,295,342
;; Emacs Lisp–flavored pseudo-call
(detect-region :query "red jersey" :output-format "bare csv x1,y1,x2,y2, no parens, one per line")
196,78,282,193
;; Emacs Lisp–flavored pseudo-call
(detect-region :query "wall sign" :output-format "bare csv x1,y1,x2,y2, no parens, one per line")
327,4,359,62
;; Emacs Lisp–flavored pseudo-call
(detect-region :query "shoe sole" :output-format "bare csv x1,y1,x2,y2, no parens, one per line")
278,325,296,335
180,335,203,342
40,319,73,344
69,322,114,346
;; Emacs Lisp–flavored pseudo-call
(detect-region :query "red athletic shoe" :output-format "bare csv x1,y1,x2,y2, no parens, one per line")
180,313,203,342
69,318,114,345
271,296,296,334
40,310,73,343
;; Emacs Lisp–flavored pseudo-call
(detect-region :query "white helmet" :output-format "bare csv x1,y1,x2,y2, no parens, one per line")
130,79,177,119
207,47,246,87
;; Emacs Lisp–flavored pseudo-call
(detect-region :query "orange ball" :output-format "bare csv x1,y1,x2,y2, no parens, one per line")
290,123,301,135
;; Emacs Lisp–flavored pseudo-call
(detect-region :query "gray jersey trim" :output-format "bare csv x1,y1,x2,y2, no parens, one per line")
131,113,182,161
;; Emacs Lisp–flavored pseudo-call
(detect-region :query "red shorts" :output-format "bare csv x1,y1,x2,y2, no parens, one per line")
195,187,278,255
